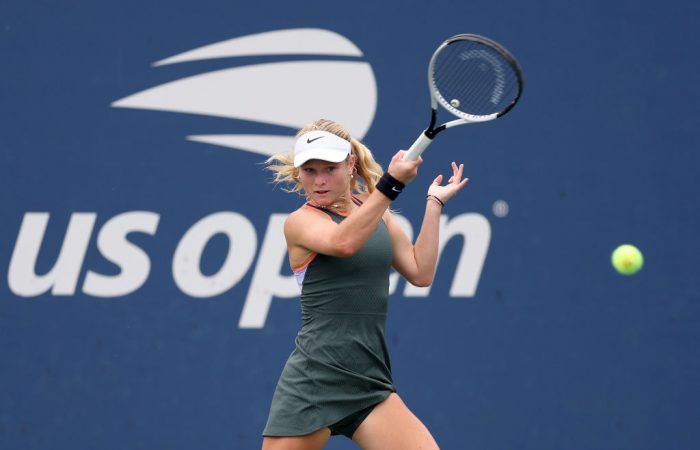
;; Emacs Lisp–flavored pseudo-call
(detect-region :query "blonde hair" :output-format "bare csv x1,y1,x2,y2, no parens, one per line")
265,119,384,196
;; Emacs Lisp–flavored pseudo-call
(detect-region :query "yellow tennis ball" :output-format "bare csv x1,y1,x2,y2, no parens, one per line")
611,244,644,275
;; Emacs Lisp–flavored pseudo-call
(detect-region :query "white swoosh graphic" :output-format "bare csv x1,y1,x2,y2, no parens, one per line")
111,60,376,140
112,29,377,154
154,28,363,67
187,134,295,156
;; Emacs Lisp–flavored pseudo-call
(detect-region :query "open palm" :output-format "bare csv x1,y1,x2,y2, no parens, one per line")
427,162,469,204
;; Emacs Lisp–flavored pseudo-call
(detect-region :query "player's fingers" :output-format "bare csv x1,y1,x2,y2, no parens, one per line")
455,164,466,184
392,150,404,163
448,163,457,178
433,174,443,185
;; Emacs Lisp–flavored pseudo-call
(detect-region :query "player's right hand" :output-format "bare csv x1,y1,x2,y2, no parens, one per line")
387,150,422,184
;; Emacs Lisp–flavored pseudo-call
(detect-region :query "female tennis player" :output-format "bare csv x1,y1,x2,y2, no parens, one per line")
261,119,468,450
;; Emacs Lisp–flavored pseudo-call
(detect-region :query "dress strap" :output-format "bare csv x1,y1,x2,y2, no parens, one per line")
304,202,340,218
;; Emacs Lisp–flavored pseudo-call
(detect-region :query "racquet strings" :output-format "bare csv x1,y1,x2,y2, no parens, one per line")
433,39,520,117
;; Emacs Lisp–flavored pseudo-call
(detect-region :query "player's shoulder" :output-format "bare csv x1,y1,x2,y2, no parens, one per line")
286,203,330,228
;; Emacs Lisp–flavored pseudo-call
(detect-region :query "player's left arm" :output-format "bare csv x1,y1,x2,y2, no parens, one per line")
386,162,469,287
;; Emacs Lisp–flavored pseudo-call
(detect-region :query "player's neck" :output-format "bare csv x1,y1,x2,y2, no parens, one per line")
310,192,355,214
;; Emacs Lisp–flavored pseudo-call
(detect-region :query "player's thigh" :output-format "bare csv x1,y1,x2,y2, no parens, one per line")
352,393,439,450
262,428,331,450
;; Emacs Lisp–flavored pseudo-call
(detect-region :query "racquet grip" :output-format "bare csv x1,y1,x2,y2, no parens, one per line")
403,132,433,161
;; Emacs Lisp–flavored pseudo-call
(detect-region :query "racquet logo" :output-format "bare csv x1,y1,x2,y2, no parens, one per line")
458,49,506,105
111,28,377,156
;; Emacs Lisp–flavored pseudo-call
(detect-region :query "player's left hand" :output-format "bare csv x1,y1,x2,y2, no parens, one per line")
427,162,469,205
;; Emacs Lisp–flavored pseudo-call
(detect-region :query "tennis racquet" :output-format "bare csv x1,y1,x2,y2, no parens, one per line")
404,33,524,161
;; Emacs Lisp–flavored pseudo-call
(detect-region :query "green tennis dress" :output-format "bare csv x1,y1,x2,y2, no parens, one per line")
263,204,396,436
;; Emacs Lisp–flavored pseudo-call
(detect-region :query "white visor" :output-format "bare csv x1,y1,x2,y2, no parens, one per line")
293,131,351,167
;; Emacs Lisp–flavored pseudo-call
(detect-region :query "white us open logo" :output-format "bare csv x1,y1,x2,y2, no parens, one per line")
7,29,492,329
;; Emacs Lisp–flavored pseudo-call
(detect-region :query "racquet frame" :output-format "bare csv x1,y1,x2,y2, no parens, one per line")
404,33,524,161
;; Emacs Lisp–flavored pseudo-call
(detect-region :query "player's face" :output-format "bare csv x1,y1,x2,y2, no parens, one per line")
298,159,352,206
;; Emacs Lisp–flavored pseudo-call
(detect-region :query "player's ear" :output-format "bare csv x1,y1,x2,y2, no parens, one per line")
347,154,357,173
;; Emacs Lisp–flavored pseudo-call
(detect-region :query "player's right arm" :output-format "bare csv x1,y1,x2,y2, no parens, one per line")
285,150,419,258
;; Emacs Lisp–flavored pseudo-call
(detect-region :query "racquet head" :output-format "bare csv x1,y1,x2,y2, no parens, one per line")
429,34,524,122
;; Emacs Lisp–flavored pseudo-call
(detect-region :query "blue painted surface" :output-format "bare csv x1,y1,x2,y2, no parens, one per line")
1,1,699,449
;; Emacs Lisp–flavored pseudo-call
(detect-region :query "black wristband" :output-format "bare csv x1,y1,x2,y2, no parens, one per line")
375,172,405,200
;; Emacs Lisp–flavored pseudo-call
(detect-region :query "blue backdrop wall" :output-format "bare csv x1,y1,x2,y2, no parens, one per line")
2,1,699,449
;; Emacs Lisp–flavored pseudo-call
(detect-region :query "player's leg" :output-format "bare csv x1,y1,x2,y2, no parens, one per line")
351,393,439,450
262,428,331,450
